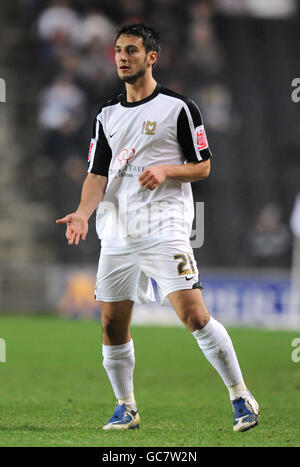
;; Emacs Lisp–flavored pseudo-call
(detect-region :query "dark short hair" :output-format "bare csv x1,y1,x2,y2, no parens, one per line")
115,23,161,57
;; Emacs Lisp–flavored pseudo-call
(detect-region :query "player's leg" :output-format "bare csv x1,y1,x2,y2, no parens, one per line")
168,288,260,432
100,299,140,430
100,299,133,346
140,240,259,431
168,288,246,389
100,300,136,407
95,250,141,430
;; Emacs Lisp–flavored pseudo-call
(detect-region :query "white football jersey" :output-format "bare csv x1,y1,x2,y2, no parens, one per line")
88,84,211,254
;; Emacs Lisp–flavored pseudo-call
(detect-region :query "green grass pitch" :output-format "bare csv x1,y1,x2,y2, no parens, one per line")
0,314,300,447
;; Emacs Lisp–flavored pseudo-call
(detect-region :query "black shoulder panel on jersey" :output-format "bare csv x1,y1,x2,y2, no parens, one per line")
101,93,123,109
183,98,203,128
92,95,121,125
91,111,99,137
159,86,202,126
92,94,122,126
177,107,200,163
88,95,122,177
90,119,112,177
158,86,189,102
159,86,212,162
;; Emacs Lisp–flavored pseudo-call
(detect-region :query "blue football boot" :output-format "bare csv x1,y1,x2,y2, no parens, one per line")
232,394,260,432
103,403,140,431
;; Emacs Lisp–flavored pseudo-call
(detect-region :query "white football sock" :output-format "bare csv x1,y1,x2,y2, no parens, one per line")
102,339,137,410
228,382,250,401
192,317,247,400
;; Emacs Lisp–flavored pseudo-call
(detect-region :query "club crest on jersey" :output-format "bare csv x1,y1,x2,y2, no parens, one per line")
142,121,157,135
195,125,208,151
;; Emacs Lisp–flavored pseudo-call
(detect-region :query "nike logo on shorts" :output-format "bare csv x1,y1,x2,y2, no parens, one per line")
110,130,119,138
185,276,195,281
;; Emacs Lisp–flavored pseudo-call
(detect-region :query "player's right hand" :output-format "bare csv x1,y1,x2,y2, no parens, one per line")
56,212,89,246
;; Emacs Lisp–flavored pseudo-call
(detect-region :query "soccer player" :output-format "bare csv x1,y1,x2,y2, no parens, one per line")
56,23,259,432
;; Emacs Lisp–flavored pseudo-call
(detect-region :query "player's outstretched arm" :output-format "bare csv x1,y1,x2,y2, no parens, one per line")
56,173,107,245
56,212,89,246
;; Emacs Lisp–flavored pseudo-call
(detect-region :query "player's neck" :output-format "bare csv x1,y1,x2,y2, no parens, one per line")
125,76,157,103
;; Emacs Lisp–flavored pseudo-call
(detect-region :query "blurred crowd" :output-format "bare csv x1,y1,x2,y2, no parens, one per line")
12,0,300,266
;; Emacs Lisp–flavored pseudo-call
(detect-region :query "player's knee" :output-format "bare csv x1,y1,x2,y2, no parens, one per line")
101,314,119,337
101,313,130,343
181,306,210,331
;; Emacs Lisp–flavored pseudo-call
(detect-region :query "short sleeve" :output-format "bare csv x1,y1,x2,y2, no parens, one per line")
87,112,112,176
177,99,212,162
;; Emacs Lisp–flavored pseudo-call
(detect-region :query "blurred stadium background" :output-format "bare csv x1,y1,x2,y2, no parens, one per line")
0,0,300,328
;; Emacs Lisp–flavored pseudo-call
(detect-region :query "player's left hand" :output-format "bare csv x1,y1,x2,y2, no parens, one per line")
138,166,168,190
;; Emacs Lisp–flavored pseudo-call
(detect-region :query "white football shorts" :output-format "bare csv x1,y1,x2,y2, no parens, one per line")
95,239,202,305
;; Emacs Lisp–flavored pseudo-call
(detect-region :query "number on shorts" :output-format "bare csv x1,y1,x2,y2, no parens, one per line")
173,254,196,276
187,254,196,274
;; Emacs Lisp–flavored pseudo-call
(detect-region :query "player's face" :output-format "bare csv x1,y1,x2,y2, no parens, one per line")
115,34,150,84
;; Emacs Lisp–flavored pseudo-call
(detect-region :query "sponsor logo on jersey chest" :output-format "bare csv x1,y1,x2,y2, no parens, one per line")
117,148,136,165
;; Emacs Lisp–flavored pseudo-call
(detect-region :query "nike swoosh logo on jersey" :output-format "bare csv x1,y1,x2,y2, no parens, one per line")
110,130,119,138
185,276,195,281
